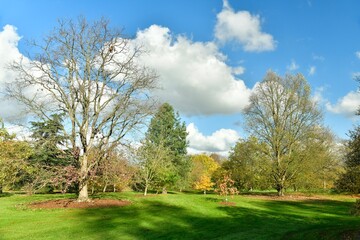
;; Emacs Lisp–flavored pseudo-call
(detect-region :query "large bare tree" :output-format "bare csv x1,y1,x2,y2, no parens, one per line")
245,71,322,196
7,17,157,201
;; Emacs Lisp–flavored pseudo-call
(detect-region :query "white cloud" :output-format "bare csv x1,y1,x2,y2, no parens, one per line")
7,124,32,140
312,87,326,104
215,0,276,52
0,25,59,123
287,59,299,71
352,72,360,80
0,25,29,121
308,66,316,76
232,66,245,75
134,25,252,116
326,91,360,117
187,123,239,155
355,51,360,59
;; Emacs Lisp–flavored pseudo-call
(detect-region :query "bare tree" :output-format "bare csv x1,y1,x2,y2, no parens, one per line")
245,71,322,196
7,17,157,201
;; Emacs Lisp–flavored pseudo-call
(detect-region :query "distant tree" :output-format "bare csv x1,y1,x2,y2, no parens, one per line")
209,153,225,165
194,175,214,194
136,141,175,196
292,127,343,191
89,148,134,193
223,136,272,191
0,120,34,193
145,103,189,190
190,154,219,194
336,126,360,193
7,18,157,201
30,114,73,166
245,71,322,196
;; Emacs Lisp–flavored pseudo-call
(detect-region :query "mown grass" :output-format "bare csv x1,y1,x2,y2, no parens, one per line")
0,191,359,239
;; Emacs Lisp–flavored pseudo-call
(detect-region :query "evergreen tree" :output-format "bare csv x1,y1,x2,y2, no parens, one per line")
336,126,360,193
30,114,72,166
145,103,189,190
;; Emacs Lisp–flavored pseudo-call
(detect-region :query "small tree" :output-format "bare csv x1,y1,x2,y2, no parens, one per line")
216,173,239,202
136,141,174,196
194,175,214,194
96,150,134,193
190,154,219,193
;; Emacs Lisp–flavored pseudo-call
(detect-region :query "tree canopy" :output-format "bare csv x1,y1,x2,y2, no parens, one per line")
245,71,322,195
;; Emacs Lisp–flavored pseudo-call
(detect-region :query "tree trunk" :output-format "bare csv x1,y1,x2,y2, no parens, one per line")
162,187,167,194
78,154,89,202
0,185,2,194
144,184,148,196
276,174,286,196
78,183,89,202
277,181,285,196
204,190,206,195
103,184,107,193
278,187,284,196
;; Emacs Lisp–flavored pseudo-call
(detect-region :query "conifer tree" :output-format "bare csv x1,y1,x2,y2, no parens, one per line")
144,103,189,190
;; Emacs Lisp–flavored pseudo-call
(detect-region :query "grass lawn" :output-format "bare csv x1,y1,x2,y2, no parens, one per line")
0,191,359,239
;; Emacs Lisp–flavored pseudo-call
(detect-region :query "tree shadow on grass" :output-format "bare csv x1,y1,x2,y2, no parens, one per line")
245,199,360,240
70,197,360,240
0,192,14,198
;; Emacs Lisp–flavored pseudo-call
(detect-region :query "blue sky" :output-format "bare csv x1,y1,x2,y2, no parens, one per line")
1,0,360,155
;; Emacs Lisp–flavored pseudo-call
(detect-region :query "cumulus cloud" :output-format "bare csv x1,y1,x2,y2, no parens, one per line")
0,25,29,121
287,59,299,71
308,66,316,76
187,123,239,155
326,91,360,117
134,25,252,116
214,0,276,52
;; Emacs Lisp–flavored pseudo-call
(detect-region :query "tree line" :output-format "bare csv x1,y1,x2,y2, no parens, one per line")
1,17,359,200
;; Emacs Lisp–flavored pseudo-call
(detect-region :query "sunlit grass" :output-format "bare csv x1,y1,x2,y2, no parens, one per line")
0,191,359,239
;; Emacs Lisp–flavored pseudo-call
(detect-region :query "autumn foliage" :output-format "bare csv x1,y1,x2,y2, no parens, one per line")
216,174,239,202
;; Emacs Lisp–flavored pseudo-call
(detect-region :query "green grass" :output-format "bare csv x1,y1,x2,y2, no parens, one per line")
0,192,359,239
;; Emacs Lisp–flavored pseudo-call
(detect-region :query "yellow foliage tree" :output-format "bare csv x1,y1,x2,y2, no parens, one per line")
194,175,214,194
190,154,219,193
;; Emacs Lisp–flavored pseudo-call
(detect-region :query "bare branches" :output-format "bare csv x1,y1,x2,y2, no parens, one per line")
7,17,158,200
